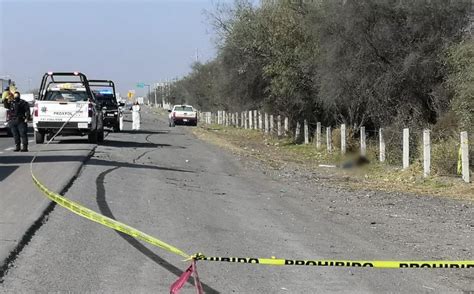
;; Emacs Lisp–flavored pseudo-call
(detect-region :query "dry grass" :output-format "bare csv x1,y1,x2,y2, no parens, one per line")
192,124,474,201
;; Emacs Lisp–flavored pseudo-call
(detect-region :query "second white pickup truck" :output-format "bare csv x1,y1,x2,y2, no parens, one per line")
168,105,198,127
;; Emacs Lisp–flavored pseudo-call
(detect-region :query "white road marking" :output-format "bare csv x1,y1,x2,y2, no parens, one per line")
28,140,34,143
5,147,14,151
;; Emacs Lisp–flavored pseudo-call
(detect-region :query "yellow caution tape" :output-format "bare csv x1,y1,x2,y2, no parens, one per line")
193,255,474,269
31,171,474,269
30,158,473,271
31,172,191,259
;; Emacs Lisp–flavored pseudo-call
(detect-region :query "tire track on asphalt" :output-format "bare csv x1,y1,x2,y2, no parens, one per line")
95,134,219,293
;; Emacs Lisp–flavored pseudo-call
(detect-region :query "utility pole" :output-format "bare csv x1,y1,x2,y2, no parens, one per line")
154,84,158,107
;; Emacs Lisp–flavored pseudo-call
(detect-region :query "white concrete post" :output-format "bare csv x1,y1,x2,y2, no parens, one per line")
326,127,332,152
253,110,258,130
423,129,431,178
316,122,321,149
270,115,274,135
295,121,301,142
244,112,248,129
360,126,366,156
248,111,253,129
217,111,221,125
304,120,309,144
258,111,263,131
403,128,410,169
119,112,124,130
241,112,245,128
461,132,470,183
277,115,282,137
379,128,385,162
341,124,346,154
264,113,269,134
284,117,289,136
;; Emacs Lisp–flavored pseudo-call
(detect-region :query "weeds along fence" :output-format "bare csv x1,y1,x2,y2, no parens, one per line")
198,110,472,184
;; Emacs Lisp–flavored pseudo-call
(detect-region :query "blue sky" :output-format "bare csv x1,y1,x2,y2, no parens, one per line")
0,0,224,96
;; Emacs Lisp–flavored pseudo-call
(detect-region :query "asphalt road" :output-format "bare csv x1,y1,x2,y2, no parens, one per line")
0,127,33,153
0,109,472,293
0,125,95,268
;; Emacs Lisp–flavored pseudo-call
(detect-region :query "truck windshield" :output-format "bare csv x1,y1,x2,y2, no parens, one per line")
95,94,117,107
174,106,193,112
44,90,89,102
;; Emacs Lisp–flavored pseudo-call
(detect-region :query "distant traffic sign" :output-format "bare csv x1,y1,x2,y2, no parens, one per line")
136,82,145,88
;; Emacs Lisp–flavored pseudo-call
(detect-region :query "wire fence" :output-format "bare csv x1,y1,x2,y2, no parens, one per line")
199,110,472,183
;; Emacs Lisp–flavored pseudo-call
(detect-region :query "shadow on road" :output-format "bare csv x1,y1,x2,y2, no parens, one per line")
1,156,194,174
96,167,219,293
119,130,170,135
103,139,185,149
0,165,19,181
0,155,88,165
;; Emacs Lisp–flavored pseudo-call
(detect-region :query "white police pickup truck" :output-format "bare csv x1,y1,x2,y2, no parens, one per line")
33,72,104,144
0,104,11,136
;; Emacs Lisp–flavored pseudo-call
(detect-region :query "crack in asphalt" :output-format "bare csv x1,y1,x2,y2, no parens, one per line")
0,148,96,283
95,141,219,293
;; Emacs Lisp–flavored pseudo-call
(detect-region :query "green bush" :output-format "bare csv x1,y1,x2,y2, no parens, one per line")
446,40,474,133
332,126,358,153
431,137,459,176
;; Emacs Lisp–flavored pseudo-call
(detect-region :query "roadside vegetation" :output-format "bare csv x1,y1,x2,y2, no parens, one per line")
193,124,474,200
158,0,473,190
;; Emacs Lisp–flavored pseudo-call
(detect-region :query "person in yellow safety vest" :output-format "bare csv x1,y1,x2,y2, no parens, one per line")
2,87,13,102
132,101,141,130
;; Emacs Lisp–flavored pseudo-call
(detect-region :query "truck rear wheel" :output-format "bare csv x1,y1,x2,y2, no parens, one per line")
98,130,104,143
88,130,98,144
35,131,45,144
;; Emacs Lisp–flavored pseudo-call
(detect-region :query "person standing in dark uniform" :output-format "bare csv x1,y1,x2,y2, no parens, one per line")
3,92,30,152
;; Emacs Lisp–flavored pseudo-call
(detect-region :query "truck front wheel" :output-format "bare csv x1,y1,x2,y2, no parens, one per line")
35,131,45,144
88,130,98,144
98,130,105,143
